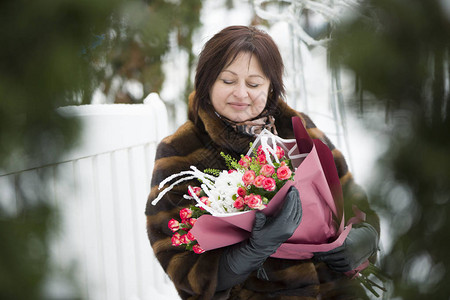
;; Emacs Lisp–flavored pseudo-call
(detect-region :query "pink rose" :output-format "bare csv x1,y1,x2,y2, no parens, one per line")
277,165,292,180
238,155,252,169
242,170,256,186
243,195,252,204
276,146,285,159
193,244,205,254
228,169,237,173
180,208,192,220
279,161,286,167
247,194,263,209
256,145,264,156
188,186,202,197
168,218,180,232
237,186,247,197
260,164,275,177
200,196,211,206
257,154,267,165
233,197,245,209
262,177,276,191
187,231,196,242
189,218,197,226
196,197,211,211
180,234,191,244
253,175,265,188
171,233,182,246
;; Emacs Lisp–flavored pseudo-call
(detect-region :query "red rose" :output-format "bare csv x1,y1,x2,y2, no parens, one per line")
247,194,263,209
188,186,202,197
262,177,276,191
193,244,205,254
200,196,211,206
238,155,252,169
180,208,193,220
168,218,180,232
276,146,285,159
180,234,190,244
257,153,267,165
233,197,245,209
253,175,265,188
257,145,264,156
189,218,197,226
260,164,275,177
277,165,292,180
171,233,182,246
187,231,196,242
242,170,256,186
237,186,247,197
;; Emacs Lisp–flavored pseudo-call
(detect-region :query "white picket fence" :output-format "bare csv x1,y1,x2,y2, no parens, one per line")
0,94,179,300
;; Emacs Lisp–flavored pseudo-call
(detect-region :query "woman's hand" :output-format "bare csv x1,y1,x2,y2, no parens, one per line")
313,223,379,272
216,186,302,291
249,185,303,254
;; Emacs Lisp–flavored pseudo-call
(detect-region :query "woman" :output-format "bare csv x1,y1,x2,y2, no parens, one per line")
145,25,380,299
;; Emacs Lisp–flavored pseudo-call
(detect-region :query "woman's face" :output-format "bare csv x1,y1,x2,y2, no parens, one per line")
210,52,270,122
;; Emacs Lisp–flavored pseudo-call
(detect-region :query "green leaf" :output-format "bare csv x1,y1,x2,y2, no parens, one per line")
221,151,246,170
204,168,221,176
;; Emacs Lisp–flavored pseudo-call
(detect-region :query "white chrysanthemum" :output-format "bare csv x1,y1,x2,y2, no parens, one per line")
202,170,244,214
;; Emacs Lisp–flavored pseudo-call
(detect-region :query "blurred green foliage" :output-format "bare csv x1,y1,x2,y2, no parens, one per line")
0,0,129,298
0,0,205,298
87,0,203,104
330,0,450,298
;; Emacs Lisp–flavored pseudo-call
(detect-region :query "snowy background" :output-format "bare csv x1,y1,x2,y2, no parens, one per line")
145,0,391,296
0,1,390,299
86,0,391,298
160,0,392,278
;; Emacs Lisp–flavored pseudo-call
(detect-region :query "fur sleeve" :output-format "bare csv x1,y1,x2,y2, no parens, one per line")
145,132,225,299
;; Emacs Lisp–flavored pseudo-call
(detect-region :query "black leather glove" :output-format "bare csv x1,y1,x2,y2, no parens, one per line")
216,186,302,291
313,222,379,272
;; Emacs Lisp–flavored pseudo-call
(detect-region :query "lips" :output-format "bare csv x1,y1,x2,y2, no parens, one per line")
228,102,249,110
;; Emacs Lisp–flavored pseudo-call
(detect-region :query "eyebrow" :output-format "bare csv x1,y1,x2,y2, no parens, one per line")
221,70,266,80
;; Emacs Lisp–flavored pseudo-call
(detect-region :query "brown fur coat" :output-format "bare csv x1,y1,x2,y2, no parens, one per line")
145,94,380,299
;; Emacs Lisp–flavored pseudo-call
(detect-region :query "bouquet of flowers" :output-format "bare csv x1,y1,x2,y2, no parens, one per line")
159,142,299,253
152,116,386,295
152,116,357,258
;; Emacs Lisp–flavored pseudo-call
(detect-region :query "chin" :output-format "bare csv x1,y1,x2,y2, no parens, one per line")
224,110,258,122
230,115,248,122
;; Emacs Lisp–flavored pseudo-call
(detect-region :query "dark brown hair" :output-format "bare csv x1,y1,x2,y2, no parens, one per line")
192,25,285,123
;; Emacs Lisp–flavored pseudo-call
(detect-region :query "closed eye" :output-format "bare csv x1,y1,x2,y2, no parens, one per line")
247,83,260,88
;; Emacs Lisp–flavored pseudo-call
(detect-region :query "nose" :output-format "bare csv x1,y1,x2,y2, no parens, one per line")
233,82,249,99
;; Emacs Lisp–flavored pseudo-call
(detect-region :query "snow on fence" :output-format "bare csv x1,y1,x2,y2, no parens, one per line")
0,93,179,300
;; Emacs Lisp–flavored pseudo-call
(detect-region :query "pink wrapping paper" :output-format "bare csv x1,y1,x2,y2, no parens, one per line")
190,116,352,259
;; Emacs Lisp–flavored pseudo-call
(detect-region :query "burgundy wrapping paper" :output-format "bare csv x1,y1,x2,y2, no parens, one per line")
190,116,351,259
